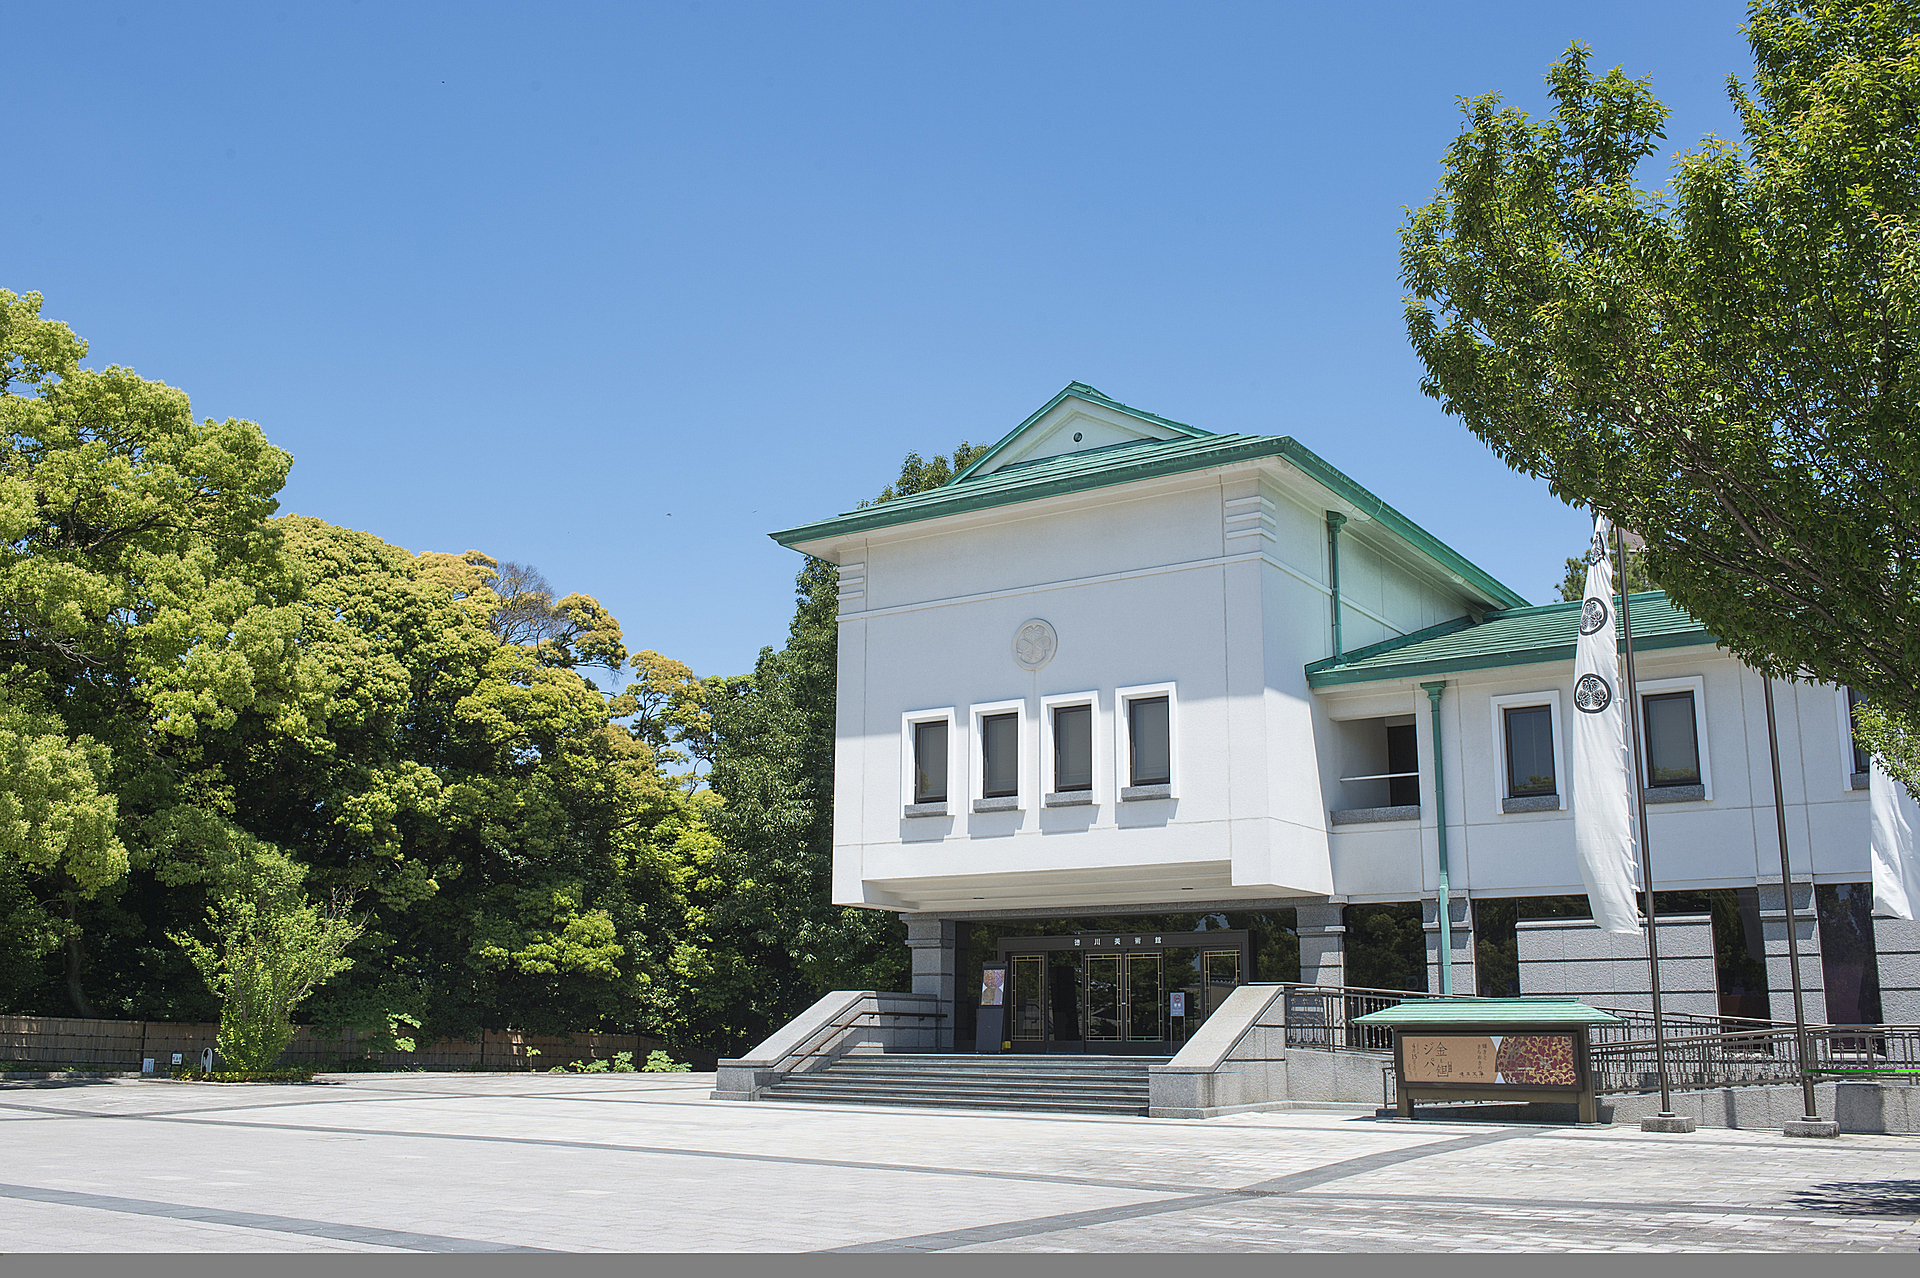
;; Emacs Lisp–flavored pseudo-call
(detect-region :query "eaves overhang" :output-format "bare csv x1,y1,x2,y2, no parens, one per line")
1306,591,1719,688
769,430,1530,612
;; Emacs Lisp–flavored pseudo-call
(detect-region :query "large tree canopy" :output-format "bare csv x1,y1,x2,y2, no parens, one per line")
1402,2,1920,791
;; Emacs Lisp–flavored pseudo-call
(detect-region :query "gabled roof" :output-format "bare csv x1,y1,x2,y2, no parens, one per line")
768,383,1531,612
949,381,1211,481
1306,591,1716,688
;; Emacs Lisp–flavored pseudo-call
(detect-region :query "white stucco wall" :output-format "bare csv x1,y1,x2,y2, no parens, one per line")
811,456,1489,915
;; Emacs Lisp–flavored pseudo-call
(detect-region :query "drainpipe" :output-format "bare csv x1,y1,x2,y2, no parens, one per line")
1326,512,1346,660
1422,680,1453,996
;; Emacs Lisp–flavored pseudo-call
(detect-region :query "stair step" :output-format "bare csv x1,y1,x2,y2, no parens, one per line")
763,1090,1147,1115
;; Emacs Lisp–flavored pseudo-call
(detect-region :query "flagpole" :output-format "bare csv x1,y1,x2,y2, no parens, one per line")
1760,675,1837,1135
1615,527,1676,1120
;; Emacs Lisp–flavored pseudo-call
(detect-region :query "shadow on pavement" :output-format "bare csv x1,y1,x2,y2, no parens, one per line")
1786,1180,1920,1217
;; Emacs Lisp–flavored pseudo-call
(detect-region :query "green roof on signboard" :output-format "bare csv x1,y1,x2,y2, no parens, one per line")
1305,591,1716,688
768,383,1530,612
1352,998,1623,1027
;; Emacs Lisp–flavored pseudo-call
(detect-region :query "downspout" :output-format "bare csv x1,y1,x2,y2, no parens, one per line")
1422,680,1453,996
1326,512,1346,660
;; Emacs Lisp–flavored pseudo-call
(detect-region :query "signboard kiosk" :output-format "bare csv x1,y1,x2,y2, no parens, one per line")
1352,998,1623,1123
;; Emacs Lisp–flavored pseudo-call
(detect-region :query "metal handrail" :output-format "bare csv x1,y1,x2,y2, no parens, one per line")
771,1007,946,1074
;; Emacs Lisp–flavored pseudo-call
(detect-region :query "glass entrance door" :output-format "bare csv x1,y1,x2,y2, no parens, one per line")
1126,953,1164,1042
996,929,1250,1053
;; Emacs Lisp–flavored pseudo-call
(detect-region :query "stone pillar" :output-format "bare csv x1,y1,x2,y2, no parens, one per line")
1869,914,1920,1026
1296,902,1346,988
903,915,957,1049
1425,896,1475,997
1757,882,1829,1025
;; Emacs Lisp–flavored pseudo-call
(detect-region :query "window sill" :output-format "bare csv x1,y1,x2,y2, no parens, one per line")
1643,784,1706,804
1120,784,1173,802
972,797,1019,813
1330,804,1421,826
1043,791,1094,808
903,802,949,818
1852,771,1871,791
1502,795,1561,814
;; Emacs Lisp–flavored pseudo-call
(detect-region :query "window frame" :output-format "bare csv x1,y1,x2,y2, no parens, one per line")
899,707,958,814
1836,686,1872,791
969,698,1028,809
1040,691,1101,802
1488,690,1565,811
1634,675,1712,799
1115,681,1179,798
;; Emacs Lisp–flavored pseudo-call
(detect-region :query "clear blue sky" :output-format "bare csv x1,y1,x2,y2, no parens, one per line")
7,2,1754,679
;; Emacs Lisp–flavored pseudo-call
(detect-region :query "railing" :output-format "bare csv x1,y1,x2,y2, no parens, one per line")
769,1008,946,1074
1280,983,1441,1053
1589,1024,1920,1095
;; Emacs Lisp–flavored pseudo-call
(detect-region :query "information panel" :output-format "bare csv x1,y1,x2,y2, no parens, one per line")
1399,1033,1578,1087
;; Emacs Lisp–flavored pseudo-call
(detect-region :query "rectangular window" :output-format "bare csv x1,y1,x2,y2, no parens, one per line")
1642,691,1701,786
1504,705,1556,797
913,720,948,803
1053,705,1092,792
1129,696,1171,786
1816,882,1885,1027
1385,722,1420,807
1847,688,1872,775
981,712,1018,798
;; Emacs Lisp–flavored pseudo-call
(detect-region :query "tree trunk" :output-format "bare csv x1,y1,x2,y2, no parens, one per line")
64,899,99,1019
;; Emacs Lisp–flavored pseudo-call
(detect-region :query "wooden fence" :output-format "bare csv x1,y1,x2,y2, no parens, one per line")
0,1015,716,1073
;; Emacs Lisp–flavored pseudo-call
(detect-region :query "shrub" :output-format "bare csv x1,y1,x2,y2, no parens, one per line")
642,1050,691,1073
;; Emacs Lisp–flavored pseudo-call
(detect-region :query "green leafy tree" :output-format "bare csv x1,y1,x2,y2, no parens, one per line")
1401,2,1920,793
0,289,303,1015
170,839,362,1071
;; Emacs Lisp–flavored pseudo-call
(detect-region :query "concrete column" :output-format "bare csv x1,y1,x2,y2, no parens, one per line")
1296,902,1346,988
1871,914,1920,1026
903,915,957,1049
1425,896,1474,997
1757,882,1829,1025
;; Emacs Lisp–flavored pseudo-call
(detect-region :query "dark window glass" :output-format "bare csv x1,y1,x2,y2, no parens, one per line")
1817,882,1885,1026
1053,704,1092,791
913,719,948,803
1504,705,1556,797
1473,898,1520,997
1129,696,1171,786
1847,688,1872,775
982,712,1018,798
1341,902,1427,993
1710,887,1772,1025
1385,723,1420,807
1642,691,1701,786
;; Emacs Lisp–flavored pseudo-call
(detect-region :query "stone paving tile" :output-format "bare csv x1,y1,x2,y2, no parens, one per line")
1,1074,1915,1252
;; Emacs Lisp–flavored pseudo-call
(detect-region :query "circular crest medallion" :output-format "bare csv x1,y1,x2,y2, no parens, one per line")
1579,597,1610,636
1013,619,1057,671
1573,673,1613,714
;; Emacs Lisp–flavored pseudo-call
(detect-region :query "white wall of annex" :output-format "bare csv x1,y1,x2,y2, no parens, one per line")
1325,651,1875,903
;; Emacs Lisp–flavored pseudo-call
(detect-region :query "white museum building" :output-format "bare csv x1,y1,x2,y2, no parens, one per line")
768,383,1917,1054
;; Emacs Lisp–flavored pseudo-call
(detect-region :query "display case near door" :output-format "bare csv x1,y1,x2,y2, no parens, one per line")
997,930,1250,1054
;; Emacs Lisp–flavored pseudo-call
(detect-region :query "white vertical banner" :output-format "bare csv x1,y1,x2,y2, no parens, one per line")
1570,514,1644,933
1870,757,1920,920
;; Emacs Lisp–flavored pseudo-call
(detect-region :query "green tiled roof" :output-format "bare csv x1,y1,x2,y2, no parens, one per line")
1305,591,1716,688
769,384,1530,611
1352,998,1623,1027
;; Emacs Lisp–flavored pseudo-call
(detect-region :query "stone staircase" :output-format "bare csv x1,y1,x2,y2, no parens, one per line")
759,1052,1166,1115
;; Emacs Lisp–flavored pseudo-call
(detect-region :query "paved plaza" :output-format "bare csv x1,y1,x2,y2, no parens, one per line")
0,1072,1916,1253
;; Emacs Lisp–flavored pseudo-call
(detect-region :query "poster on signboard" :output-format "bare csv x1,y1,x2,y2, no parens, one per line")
1399,1033,1578,1086
979,966,1006,1007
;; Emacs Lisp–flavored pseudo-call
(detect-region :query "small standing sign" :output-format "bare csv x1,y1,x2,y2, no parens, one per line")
976,963,1009,1054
